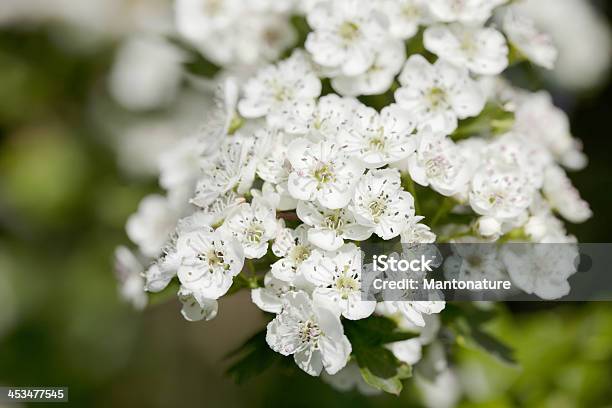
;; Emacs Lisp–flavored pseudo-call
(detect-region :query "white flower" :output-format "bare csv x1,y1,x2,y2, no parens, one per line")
503,9,558,70
380,300,446,328
189,191,245,227
144,243,181,293
126,194,180,257
339,103,416,168
395,55,485,134
192,137,257,207
401,217,437,244
351,169,416,240
305,0,387,76
427,0,506,25
109,35,185,111
500,243,578,299
303,244,376,320
424,24,508,76
469,170,533,220
176,0,238,39
114,246,147,310
331,40,406,96
282,94,359,138
475,215,502,237
238,52,321,128
297,201,372,251
219,197,278,259
178,286,219,322
176,226,245,299
380,0,431,40
405,129,470,196
266,291,352,376
542,165,592,224
287,138,364,209
513,91,585,169
252,272,298,314
271,225,316,282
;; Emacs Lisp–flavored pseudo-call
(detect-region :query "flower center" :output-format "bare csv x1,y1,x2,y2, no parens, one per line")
204,0,222,15
368,199,387,219
339,21,360,41
314,164,335,184
291,245,311,264
324,211,344,231
401,4,420,19
369,132,386,152
245,223,264,243
426,87,447,109
425,156,448,178
335,274,359,299
298,320,322,345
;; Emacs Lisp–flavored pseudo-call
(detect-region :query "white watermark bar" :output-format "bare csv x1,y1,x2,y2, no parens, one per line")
0,387,68,403
359,243,612,301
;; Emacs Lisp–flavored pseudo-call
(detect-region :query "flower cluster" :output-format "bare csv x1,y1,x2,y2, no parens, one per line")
116,0,592,395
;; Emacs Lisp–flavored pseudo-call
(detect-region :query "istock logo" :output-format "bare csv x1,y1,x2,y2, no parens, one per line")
371,254,434,273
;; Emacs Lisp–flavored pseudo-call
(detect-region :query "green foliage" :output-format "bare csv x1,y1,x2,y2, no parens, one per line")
225,328,283,384
345,316,419,395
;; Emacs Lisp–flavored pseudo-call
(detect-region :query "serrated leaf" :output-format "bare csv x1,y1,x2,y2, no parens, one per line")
345,315,416,395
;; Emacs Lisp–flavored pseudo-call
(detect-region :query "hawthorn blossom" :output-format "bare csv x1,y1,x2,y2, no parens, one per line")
287,138,364,209
297,201,372,251
380,0,430,40
270,225,317,283
542,165,592,224
469,169,533,220
379,300,446,328
219,198,278,259
238,52,321,127
303,244,376,320
178,286,219,322
339,103,416,168
266,291,352,376
126,194,180,258
404,129,470,196
282,94,359,138
176,226,244,300
503,10,558,70
305,0,387,76
331,40,406,96
251,272,298,314
400,217,437,244
114,246,147,310
427,0,507,25
395,55,485,134
424,24,509,76
351,169,416,240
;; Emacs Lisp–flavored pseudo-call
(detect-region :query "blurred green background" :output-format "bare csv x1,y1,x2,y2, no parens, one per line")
1,2,612,407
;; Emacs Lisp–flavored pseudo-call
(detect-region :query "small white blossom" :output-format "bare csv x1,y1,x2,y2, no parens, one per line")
287,138,364,209
238,52,321,128
542,165,592,224
282,94,359,138
303,244,376,320
469,169,533,220
331,40,406,96
126,194,180,258
178,286,219,322
424,24,508,76
395,55,485,134
114,246,147,310
379,300,446,328
266,291,352,376
219,197,278,259
252,272,299,314
380,0,431,40
176,226,245,299
401,217,437,244
503,9,558,70
351,169,416,240
297,201,372,251
339,103,416,168
305,0,387,76
427,0,507,25
271,225,317,283
405,129,471,196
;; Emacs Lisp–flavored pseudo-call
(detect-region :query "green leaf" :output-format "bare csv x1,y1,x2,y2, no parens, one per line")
444,304,517,365
225,329,281,384
345,315,417,395
451,103,515,140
